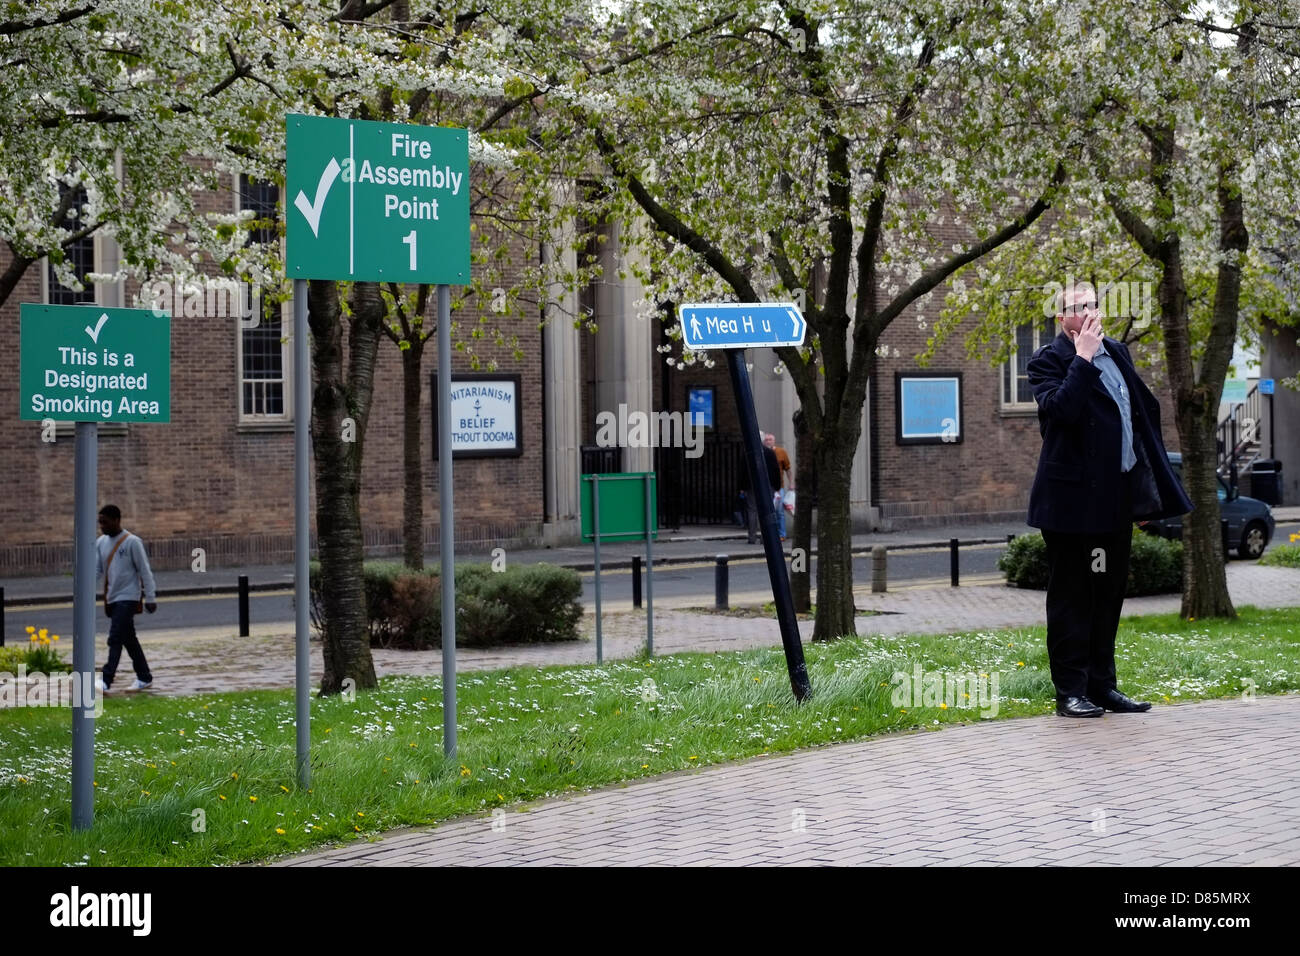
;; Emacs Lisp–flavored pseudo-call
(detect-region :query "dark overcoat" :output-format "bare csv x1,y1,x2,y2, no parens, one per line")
1026,331,1193,533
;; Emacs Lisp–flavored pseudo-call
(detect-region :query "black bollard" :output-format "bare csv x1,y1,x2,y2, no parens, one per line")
0,586,5,646
1221,519,1230,564
238,575,250,637
632,555,642,609
715,555,729,610
950,538,960,587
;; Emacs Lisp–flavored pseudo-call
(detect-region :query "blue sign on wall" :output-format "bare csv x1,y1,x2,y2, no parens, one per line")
688,386,714,428
896,373,962,445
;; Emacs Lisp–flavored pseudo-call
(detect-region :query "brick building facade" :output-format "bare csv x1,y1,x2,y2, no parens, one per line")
1,179,1187,575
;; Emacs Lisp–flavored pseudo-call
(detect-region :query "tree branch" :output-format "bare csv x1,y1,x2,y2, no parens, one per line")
591,127,759,302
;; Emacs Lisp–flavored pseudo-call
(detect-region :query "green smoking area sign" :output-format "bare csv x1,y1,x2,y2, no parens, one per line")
20,304,171,423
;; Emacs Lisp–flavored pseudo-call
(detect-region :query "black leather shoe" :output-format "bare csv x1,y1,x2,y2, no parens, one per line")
1056,695,1104,717
1095,689,1152,713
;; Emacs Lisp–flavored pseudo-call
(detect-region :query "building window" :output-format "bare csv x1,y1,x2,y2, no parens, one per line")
240,320,287,415
1002,316,1055,407
237,175,290,422
45,184,95,305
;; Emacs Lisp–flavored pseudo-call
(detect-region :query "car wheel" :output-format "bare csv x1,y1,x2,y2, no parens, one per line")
1239,520,1268,560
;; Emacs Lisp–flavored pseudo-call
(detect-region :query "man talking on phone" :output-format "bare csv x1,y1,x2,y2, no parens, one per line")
1026,282,1191,717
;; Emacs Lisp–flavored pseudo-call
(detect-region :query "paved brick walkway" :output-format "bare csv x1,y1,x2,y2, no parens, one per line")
41,561,1300,698
272,694,1300,866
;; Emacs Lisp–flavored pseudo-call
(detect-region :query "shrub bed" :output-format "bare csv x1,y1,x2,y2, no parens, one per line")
999,529,1183,596
310,561,583,649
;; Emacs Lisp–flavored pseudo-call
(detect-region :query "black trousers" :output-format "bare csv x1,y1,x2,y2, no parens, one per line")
1041,475,1135,700
104,601,152,688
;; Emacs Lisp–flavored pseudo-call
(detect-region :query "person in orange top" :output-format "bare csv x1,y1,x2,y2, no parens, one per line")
763,431,793,540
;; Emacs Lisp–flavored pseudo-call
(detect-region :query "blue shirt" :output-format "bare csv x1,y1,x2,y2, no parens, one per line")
1091,341,1136,472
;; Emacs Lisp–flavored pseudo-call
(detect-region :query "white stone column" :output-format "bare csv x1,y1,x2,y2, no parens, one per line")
591,219,654,474
616,220,653,473
542,186,583,544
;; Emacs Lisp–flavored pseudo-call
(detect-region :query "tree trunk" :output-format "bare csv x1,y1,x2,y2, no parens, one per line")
1106,124,1242,621
401,340,426,569
1176,407,1235,617
1170,162,1245,620
790,408,813,612
810,435,856,642
308,279,381,694
0,247,33,310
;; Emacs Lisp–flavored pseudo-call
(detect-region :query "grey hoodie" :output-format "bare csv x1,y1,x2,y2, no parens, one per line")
95,530,158,605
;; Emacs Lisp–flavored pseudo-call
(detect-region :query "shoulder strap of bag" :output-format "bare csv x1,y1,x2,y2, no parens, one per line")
103,532,127,602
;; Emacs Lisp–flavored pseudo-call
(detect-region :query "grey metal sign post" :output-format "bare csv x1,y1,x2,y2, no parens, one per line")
19,303,172,828
72,422,96,830
286,114,470,763
294,282,310,788
438,283,457,757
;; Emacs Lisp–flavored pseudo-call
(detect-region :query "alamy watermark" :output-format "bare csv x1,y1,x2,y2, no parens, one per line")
141,274,262,326
1042,276,1155,327
0,667,103,718
594,403,704,459
890,664,1000,718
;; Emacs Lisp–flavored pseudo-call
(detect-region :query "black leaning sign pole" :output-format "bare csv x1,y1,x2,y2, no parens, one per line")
680,302,811,702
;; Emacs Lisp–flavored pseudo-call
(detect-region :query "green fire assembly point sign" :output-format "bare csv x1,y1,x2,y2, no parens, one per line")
20,304,171,423
285,113,471,285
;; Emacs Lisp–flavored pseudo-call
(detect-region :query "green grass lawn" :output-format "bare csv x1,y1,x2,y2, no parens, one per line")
2,605,1298,866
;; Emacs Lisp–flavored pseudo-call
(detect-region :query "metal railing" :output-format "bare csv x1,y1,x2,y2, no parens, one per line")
1217,381,1263,485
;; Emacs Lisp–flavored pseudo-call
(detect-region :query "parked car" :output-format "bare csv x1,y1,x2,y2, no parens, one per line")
1137,452,1276,559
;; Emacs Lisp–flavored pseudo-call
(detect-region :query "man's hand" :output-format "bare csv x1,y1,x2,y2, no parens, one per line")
145,602,157,614
1071,314,1103,361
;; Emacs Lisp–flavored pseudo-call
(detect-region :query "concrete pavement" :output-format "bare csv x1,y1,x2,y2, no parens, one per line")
273,693,1300,866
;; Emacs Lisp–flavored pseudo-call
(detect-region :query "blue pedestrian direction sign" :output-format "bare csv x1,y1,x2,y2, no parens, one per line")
679,302,806,351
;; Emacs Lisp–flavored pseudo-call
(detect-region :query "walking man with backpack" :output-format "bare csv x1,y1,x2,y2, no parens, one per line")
95,504,158,693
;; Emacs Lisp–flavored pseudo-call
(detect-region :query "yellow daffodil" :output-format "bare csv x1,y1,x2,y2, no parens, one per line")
276,828,286,835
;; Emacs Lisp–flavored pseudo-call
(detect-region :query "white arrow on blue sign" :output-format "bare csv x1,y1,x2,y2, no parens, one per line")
679,302,807,351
